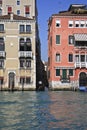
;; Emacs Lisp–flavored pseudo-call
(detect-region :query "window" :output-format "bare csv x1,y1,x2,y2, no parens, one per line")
0,38,4,51
69,69,73,76
56,69,60,76
80,21,85,27
75,21,79,27
56,53,60,62
20,25,25,33
26,77,31,84
25,6,30,17
81,55,85,62
20,77,25,84
69,54,73,62
17,10,20,15
26,38,31,51
19,25,31,33
56,20,60,27
26,38,31,43
19,38,25,51
69,21,73,27
62,69,67,79
69,35,74,45
26,25,31,33
19,37,31,51
0,77,4,85
86,21,87,27
8,6,12,14
26,60,31,68
0,59,4,68
20,77,31,84
0,24,4,32
56,35,60,44
50,36,52,46
75,55,79,62
20,59,25,68
17,0,20,5
0,8,2,15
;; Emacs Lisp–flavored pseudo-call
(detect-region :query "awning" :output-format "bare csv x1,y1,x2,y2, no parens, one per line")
74,34,87,41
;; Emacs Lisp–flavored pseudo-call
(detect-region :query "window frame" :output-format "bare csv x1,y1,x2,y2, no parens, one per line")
56,53,60,62
56,69,60,76
0,24,4,32
56,35,60,45
69,35,74,45
17,0,20,5
17,10,20,15
69,69,73,76
69,54,73,62
56,20,61,27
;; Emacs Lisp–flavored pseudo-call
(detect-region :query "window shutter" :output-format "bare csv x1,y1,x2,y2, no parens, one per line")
25,6,30,13
8,7,12,14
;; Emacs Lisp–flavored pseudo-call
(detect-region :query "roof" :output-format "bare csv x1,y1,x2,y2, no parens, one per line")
0,13,34,21
68,4,86,11
52,4,87,17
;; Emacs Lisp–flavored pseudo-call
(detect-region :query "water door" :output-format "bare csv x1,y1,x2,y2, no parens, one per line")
8,72,15,89
79,72,86,87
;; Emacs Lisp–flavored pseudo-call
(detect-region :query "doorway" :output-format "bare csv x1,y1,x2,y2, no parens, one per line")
79,72,87,87
8,72,15,89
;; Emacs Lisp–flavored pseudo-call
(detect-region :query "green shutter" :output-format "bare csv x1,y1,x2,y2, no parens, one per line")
62,69,67,79
69,69,73,76
56,35,60,44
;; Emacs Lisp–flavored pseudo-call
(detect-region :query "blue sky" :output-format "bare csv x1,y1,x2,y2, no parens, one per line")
37,0,87,61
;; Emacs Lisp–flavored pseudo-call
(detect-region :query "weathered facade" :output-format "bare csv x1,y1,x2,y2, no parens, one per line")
0,0,41,90
48,4,87,90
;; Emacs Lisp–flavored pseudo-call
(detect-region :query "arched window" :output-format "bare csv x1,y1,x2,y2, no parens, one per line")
26,38,31,51
26,38,31,43
19,38,25,51
69,53,73,62
56,53,60,62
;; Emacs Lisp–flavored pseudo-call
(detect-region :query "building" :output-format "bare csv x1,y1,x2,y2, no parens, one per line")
48,4,87,90
0,0,41,90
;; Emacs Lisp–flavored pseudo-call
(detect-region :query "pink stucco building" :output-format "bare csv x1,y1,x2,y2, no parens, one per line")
48,4,87,90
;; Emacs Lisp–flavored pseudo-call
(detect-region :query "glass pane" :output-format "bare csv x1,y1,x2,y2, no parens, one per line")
26,25,31,33
0,24,4,31
20,25,24,32
56,69,60,76
56,35,60,44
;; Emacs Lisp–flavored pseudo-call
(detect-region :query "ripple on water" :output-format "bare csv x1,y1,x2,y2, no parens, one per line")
0,91,87,130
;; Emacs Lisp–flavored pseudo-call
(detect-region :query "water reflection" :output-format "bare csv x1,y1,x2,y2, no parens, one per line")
48,91,87,129
0,91,87,130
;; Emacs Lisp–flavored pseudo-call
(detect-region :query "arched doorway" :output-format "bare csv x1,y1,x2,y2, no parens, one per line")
79,72,87,87
8,72,15,90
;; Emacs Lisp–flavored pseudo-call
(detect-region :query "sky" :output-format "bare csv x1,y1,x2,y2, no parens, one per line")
37,0,87,61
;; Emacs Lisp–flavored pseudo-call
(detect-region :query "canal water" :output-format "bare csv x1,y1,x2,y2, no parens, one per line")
0,91,87,130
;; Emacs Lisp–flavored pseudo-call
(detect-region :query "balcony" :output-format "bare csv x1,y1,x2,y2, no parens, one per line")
60,75,70,83
19,51,32,58
0,51,5,58
75,62,87,68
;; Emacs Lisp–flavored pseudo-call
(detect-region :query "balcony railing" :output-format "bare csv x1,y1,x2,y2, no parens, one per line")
0,51,5,58
19,51,32,58
75,62,87,68
60,75,70,83
75,46,87,49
